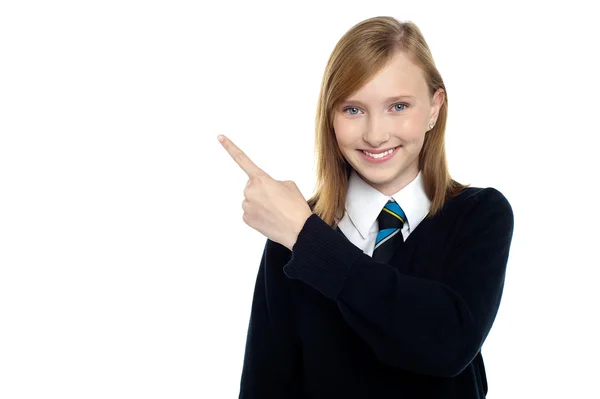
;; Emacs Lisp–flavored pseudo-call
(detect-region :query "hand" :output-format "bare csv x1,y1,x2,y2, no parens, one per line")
217,134,313,251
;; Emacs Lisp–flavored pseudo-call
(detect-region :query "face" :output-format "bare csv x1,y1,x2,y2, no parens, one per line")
332,51,444,195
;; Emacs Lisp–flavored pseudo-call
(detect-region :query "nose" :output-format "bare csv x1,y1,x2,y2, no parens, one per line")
363,115,391,148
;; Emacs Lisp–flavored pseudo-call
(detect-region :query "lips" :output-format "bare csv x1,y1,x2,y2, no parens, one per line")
360,145,401,154
358,145,400,163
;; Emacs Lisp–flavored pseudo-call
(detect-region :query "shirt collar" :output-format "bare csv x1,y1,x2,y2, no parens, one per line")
345,169,431,239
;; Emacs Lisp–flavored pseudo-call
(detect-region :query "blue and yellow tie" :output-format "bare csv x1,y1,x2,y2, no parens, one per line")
372,198,406,263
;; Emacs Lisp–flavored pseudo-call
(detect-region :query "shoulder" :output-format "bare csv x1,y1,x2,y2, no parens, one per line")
444,186,514,239
447,186,512,214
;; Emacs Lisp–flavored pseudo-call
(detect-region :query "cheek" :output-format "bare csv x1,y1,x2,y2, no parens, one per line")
333,116,355,146
395,116,426,141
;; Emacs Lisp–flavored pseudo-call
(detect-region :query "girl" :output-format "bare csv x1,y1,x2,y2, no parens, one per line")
219,15,514,399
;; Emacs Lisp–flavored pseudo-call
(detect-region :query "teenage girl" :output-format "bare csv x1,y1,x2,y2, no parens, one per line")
218,15,514,399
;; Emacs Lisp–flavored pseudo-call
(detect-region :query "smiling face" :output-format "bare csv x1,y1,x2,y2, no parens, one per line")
333,50,444,195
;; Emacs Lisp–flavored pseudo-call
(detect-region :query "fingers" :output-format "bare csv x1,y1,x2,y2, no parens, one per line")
217,134,266,178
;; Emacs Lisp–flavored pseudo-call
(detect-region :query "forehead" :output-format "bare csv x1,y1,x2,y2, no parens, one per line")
348,51,428,100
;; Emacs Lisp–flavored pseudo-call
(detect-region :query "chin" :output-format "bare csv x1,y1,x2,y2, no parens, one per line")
368,174,400,187
355,167,399,184
354,163,418,190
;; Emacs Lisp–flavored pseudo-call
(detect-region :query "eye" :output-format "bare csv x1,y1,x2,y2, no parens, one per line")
342,106,362,116
341,102,409,116
392,103,409,111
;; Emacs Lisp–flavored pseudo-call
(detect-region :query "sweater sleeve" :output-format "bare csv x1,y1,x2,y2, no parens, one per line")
239,239,302,398
283,188,514,378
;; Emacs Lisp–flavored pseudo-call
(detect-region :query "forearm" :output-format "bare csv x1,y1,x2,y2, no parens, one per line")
284,190,513,377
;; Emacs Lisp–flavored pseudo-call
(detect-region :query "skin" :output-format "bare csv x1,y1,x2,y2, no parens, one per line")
217,134,313,251
333,50,445,196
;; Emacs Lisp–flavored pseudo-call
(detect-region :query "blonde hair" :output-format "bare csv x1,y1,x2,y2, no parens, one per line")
307,16,469,227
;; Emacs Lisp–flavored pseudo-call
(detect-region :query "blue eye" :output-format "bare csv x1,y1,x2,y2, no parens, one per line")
343,107,361,115
393,103,408,111
341,103,409,115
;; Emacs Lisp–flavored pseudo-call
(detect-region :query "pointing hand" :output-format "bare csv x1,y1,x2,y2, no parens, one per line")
217,134,313,251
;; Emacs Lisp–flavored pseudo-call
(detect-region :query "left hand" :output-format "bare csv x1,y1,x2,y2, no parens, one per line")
217,134,313,251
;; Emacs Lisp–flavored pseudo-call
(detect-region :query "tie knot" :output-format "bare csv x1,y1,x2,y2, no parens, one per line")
377,198,406,230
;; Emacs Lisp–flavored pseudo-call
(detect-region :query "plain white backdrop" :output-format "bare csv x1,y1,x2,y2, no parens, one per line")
1,1,599,398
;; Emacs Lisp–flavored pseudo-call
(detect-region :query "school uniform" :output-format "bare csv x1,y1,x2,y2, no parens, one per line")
238,169,514,398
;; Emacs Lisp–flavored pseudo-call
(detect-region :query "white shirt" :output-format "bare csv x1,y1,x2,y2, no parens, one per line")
336,169,431,257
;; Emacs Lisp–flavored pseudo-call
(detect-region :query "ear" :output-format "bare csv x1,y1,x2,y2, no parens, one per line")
429,88,445,124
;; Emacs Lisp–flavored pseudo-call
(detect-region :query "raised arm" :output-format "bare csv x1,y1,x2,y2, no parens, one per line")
283,188,514,378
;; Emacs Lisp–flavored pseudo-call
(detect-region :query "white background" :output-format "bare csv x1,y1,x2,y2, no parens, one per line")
1,1,599,398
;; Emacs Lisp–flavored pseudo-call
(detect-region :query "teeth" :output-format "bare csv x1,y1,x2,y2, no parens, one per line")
362,147,395,158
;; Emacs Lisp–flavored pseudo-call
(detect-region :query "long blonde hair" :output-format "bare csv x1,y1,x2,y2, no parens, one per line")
307,16,469,227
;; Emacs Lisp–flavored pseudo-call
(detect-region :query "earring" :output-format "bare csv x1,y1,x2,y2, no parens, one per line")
429,122,435,130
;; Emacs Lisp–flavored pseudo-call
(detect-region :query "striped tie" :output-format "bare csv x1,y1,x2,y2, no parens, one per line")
372,198,406,263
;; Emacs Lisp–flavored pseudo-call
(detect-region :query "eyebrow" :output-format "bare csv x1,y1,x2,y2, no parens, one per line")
341,95,416,106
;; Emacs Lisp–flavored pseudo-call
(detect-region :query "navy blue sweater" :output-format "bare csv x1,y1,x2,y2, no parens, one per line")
238,186,514,398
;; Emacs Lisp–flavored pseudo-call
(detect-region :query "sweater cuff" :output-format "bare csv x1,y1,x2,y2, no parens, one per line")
283,213,363,300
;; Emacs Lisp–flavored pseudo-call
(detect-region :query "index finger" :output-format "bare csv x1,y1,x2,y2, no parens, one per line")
217,134,266,178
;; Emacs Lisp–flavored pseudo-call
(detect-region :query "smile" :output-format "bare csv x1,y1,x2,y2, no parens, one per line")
358,146,401,163
362,148,395,158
